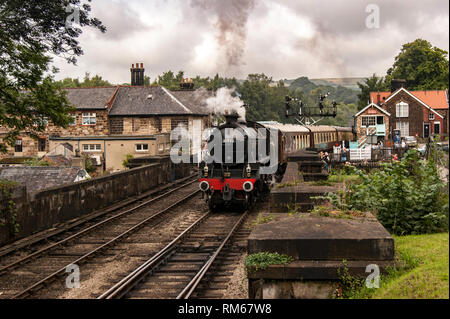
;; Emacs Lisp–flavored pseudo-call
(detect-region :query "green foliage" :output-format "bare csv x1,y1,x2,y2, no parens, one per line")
386,39,449,90
251,213,274,227
122,153,134,168
336,260,365,299
319,150,449,235
23,157,51,166
0,0,105,153
288,76,358,126
55,73,112,88
347,233,449,299
356,74,388,110
84,156,95,174
245,252,293,271
240,74,289,123
0,181,19,234
311,205,365,219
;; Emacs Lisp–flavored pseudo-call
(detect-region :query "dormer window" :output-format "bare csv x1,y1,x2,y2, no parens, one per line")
429,113,434,120
396,102,409,117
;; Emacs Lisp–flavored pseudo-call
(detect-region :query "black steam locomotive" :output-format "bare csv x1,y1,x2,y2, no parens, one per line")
198,115,355,211
198,114,286,211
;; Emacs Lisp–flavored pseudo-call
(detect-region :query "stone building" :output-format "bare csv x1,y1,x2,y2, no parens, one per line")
1,64,213,172
354,80,448,146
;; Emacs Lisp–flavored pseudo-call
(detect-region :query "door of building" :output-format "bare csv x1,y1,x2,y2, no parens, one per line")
424,123,430,138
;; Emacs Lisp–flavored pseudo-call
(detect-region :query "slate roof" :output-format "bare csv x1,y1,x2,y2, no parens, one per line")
0,167,87,194
65,87,118,110
169,89,214,115
109,86,210,116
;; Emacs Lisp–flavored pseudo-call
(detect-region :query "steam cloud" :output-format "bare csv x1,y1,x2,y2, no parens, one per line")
205,87,246,120
190,0,255,69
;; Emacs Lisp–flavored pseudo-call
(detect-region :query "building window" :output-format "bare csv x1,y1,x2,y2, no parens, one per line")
396,102,409,118
136,144,149,152
82,144,101,152
429,113,435,120
15,139,22,152
165,143,171,150
69,114,77,125
377,116,384,125
158,144,164,152
396,121,409,137
362,116,376,127
38,138,46,152
434,122,440,135
82,113,97,125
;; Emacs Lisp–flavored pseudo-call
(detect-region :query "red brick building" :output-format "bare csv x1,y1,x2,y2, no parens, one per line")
355,82,448,144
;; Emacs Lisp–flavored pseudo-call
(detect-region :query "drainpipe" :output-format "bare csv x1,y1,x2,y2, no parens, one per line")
103,140,107,171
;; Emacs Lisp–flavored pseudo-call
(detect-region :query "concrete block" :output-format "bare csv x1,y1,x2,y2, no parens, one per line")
248,214,394,261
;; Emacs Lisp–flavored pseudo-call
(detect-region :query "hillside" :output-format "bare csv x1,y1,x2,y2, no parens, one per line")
288,76,359,105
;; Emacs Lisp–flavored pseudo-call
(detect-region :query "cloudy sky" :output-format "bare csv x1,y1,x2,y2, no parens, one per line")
52,0,449,83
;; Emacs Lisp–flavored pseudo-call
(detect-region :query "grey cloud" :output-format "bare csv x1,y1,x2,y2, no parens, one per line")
90,0,153,41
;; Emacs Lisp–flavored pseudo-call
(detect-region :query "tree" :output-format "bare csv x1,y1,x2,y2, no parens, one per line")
356,74,387,110
56,73,112,88
386,39,449,90
0,0,105,153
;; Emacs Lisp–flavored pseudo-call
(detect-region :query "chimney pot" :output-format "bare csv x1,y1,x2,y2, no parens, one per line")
140,63,143,68
132,64,135,68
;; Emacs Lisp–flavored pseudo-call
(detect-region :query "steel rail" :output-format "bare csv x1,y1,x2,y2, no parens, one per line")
0,179,197,276
97,210,211,299
11,190,200,299
176,210,249,299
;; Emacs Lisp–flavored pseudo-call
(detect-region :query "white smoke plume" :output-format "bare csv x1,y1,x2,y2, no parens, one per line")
205,87,246,120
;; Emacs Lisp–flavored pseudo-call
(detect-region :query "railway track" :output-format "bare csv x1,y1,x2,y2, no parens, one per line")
98,208,252,299
0,177,201,299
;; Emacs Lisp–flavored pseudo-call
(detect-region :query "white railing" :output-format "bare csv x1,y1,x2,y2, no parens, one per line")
350,148,372,161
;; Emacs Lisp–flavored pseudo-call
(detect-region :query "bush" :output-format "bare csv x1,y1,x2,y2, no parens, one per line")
122,153,134,168
321,149,448,235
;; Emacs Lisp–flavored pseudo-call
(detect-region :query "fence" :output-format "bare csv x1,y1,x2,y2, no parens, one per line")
331,147,409,163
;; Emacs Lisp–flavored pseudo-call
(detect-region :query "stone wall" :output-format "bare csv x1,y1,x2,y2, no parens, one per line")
47,110,110,137
0,160,188,246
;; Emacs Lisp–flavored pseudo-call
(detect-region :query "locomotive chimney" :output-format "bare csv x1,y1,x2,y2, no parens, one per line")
131,63,145,86
224,113,239,125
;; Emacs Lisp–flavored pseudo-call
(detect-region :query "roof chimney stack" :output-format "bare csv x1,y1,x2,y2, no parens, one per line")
390,79,406,93
131,63,145,86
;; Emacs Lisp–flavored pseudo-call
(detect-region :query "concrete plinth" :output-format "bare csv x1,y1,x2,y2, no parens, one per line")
270,184,337,213
248,214,394,261
247,214,396,299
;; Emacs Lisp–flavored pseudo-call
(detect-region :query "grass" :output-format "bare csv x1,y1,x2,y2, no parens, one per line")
348,232,449,299
245,252,293,271
311,205,366,219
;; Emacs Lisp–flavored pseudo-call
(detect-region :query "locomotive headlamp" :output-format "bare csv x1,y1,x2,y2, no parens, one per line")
243,181,253,192
203,165,208,177
199,181,210,192
246,164,251,177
